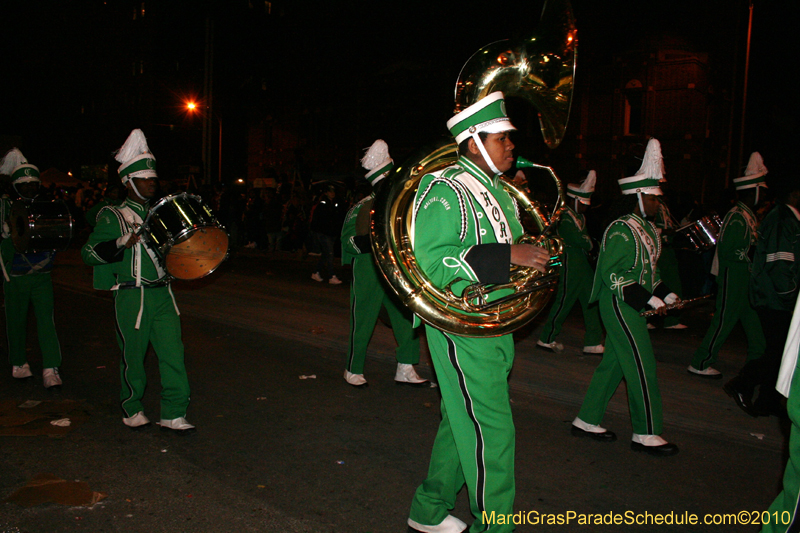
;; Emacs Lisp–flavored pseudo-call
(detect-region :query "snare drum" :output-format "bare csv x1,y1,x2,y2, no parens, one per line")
10,200,73,252
141,193,229,280
675,215,722,253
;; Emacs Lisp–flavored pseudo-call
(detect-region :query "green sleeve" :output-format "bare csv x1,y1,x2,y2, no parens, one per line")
558,213,592,252
82,208,124,266
414,180,479,290
717,213,749,263
595,221,638,299
340,202,362,265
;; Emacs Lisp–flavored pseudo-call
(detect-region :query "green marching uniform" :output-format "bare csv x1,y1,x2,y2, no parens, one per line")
1,148,63,387
410,154,523,532
538,204,603,350
1,216,62,371
574,138,678,455
82,196,190,421
341,195,420,376
653,201,684,328
691,201,765,370
577,212,670,435
763,296,800,533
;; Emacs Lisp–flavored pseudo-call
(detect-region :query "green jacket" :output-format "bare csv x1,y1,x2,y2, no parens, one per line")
412,156,524,303
340,195,372,266
558,206,593,259
750,203,800,311
591,213,670,312
716,201,758,268
81,197,167,290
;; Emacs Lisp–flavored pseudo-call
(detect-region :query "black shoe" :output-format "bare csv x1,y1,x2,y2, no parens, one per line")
571,425,617,442
723,378,756,417
631,441,679,456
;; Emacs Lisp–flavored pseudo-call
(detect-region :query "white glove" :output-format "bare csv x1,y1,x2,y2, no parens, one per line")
116,232,135,248
664,293,679,305
648,296,666,310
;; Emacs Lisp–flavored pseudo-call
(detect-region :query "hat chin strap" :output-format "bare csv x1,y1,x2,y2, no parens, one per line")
126,178,143,200
472,132,502,176
637,192,646,218
755,186,760,205
13,183,39,201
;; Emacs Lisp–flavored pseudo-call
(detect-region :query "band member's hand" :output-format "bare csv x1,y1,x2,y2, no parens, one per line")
647,296,667,316
510,244,550,271
512,170,528,188
664,293,680,305
116,232,139,249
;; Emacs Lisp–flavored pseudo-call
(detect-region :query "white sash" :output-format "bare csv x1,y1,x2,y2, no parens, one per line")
455,174,513,244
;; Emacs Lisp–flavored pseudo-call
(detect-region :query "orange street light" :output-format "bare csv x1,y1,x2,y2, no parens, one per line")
186,101,197,111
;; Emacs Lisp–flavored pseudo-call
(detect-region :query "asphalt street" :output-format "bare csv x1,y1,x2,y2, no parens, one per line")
0,246,790,533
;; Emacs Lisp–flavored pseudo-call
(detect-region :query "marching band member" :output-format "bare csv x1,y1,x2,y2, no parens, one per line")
537,170,604,355
651,150,687,330
0,148,63,388
572,138,680,456
340,140,427,388
82,129,194,434
726,177,800,417
407,92,550,533
689,152,767,379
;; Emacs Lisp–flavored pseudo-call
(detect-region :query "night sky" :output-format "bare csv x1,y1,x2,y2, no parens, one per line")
1,0,796,182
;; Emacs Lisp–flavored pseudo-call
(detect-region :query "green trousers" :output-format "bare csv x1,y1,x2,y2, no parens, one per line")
4,273,62,368
578,292,663,436
762,354,800,533
538,252,603,347
691,263,765,370
656,246,684,328
410,328,515,533
345,255,419,374
114,287,190,420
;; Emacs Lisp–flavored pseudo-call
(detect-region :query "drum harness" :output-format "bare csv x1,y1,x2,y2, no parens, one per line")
111,204,180,330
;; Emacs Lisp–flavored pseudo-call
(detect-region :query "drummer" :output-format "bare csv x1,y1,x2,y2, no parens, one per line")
689,153,767,379
0,148,64,388
82,129,194,434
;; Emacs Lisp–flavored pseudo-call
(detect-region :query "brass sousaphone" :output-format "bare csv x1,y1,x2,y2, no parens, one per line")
371,0,577,337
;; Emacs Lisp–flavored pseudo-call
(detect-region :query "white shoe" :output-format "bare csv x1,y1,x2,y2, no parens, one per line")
572,417,609,434
395,363,429,385
665,323,688,330
158,417,196,434
123,411,151,429
12,363,33,379
328,275,342,285
344,370,367,387
646,323,656,330
687,365,722,379
583,344,605,354
408,515,467,533
311,272,324,282
537,340,564,353
43,368,62,388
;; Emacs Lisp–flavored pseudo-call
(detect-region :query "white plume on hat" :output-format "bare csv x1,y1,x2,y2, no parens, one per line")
742,152,768,180
361,139,393,186
567,170,596,205
0,148,28,176
361,140,390,170
632,138,665,182
116,129,152,165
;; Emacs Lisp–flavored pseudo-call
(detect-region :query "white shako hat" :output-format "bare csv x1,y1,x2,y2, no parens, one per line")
567,170,596,205
618,138,664,196
116,129,157,184
361,139,394,187
733,152,768,191
446,91,516,175
0,148,40,185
